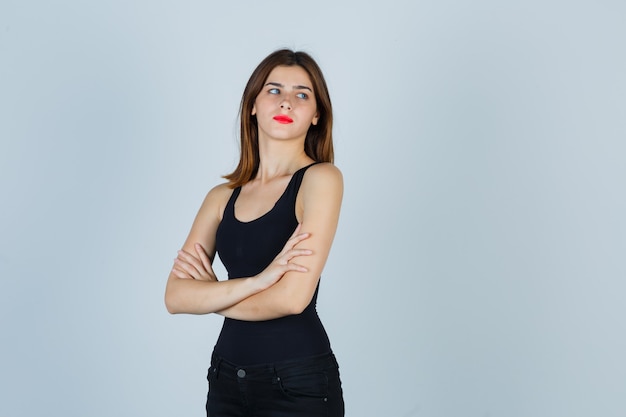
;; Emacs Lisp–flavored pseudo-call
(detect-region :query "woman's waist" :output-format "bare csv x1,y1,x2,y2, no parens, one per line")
214,317,331,365
210,350,339,378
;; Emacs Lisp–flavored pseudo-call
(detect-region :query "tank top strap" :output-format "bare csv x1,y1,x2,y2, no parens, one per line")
223,162,320,218
223,186,242,219
283,162,321,201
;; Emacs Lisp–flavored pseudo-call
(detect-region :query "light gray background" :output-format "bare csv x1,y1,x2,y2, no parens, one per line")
1,1,625,416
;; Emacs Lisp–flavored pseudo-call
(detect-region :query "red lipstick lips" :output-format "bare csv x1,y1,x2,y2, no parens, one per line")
273,114,293,124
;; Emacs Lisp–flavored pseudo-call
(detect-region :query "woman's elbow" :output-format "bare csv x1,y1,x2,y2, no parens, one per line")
164,294,178,314
281,282,318,315
164,286,184,314
288,304,306,315
286,296,313,315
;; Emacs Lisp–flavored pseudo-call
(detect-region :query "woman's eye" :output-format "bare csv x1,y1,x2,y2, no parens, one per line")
296,92,308,99
268,88,280,94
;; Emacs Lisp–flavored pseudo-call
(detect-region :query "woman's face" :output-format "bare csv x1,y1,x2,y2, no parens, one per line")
252,65,319,143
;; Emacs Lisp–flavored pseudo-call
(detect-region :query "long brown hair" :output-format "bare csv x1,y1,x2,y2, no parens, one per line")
223,49,334,188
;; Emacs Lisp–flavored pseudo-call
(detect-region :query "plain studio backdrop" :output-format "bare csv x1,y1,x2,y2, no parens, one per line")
1,1,624,416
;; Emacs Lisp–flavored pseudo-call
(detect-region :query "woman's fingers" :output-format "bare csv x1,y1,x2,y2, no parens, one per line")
177,249,203,274
171,259,195,279
195,243,213,274
173,246,216,281
173,257,197,276
195,243,217,281
280,261,308,273
278,224,310,257
290,231,310,247
288,223,302,239
254,242,313,290
287,224,309,245
175,250,208,280
278,248,313,265
239,225,312,291
171,264,193,279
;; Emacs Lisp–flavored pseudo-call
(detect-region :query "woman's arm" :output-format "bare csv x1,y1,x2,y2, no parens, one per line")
164,184,312,315
216,163,343,321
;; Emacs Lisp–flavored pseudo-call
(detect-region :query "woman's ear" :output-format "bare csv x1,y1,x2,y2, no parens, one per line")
312,112,319,126
251,105,256,116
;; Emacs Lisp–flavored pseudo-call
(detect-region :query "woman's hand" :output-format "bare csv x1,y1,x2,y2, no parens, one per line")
254,224,313,291
172,243,217,282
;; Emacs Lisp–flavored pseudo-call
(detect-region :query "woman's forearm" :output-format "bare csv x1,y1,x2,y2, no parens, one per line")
164,275,263,315
217,276,318,321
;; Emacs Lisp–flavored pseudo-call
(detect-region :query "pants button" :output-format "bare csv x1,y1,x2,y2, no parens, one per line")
237,369,246,378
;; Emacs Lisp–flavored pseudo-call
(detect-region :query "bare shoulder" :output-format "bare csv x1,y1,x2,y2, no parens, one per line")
200,182,235,220
299,163,343,211
303,162,343,189
207,182,235,200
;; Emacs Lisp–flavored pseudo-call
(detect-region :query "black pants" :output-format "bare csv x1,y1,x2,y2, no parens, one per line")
206,351,344,417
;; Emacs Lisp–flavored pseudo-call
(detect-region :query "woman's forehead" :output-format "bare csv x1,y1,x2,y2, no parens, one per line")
265,66,313,89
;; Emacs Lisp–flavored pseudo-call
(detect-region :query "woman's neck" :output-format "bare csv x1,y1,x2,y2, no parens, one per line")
256,140,312,182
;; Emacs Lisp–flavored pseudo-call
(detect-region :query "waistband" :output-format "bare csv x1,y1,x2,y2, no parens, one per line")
209,351,339,381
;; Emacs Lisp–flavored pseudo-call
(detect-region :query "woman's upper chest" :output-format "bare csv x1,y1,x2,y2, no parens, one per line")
234,175,294,223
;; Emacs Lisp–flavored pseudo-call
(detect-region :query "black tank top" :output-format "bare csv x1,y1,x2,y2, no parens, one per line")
214,163,331,365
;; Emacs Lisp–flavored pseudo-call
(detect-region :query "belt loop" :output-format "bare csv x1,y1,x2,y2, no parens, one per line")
212,354,223,380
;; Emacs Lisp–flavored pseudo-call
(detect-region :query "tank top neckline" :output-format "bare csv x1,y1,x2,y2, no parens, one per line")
231,162,319,224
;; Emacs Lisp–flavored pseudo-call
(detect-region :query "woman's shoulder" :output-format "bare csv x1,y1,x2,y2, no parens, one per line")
199,182,236,219
304,162,343,183
301,163,343,194
207,181,236,197
202,181,235,203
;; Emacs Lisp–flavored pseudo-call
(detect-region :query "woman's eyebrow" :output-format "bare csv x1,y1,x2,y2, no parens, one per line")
264,82,312,92
293,85,313,92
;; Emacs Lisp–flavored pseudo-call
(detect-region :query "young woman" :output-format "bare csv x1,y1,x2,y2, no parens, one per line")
165,49,345,417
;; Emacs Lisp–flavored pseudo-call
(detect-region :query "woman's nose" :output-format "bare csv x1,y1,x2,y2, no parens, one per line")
280,100,292,110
